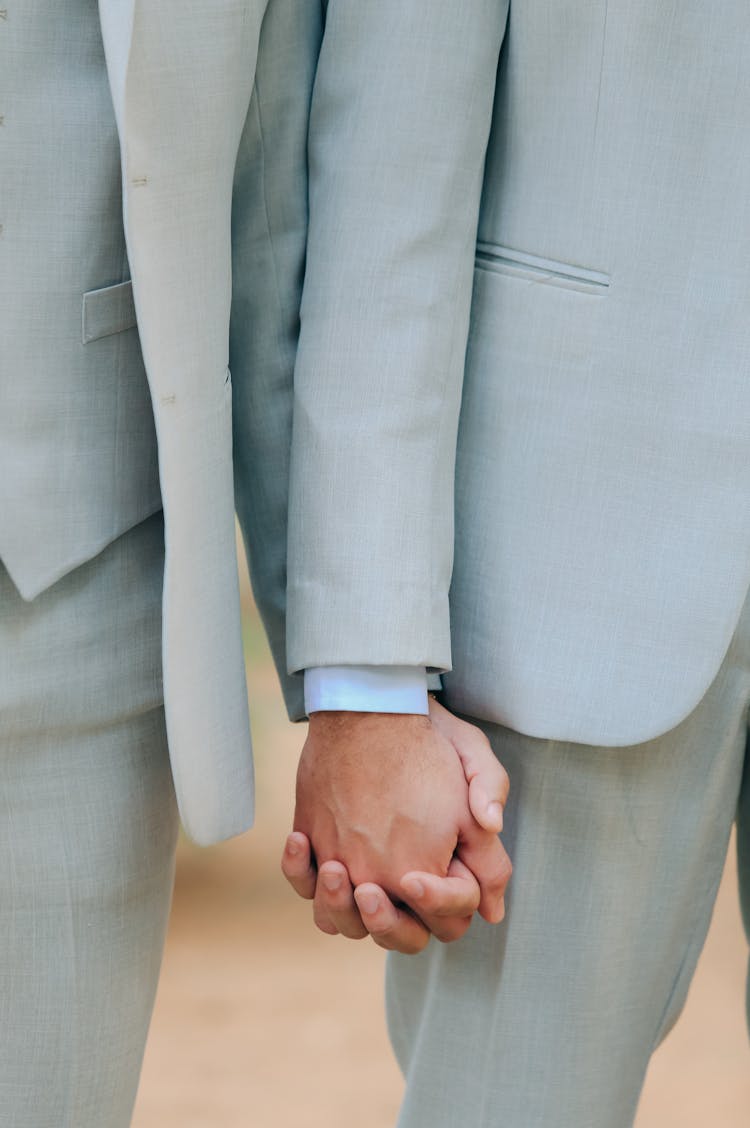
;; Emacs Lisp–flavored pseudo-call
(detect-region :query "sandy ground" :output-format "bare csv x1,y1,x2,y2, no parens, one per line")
132,560,750,1127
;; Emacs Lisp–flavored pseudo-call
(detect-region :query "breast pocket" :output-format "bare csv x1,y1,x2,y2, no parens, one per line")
82,280,137,344
475,242,610,296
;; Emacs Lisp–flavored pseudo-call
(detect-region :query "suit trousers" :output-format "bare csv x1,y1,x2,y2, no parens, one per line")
387,591,750,1128
0,512,179,1128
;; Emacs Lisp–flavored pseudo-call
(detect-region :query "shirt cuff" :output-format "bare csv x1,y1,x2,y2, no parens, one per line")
304,665,429,715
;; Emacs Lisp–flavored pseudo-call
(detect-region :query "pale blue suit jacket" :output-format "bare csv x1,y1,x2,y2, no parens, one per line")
287,0,750,748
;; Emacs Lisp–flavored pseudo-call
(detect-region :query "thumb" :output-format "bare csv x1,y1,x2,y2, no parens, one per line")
468,773,506,834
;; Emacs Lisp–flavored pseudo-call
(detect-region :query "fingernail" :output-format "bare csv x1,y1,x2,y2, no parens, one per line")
358,892,380,915
403,878,424,900
321,871,342,893
285,837,299,857
487,802,504,832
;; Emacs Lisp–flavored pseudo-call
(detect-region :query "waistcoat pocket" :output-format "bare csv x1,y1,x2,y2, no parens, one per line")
82,280,137,344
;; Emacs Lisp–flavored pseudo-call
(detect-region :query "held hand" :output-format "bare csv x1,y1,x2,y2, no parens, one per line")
282,699,512,952
283,835,484,952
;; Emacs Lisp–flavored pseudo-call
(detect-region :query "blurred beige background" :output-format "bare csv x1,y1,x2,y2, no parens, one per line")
132,543,750,1127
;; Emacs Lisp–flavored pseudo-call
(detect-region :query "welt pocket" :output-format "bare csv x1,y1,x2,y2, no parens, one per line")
82,280,137,344
474,242,610,295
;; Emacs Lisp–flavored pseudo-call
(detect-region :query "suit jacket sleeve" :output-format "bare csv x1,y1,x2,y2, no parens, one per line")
231,0,323,722
287,0,509,676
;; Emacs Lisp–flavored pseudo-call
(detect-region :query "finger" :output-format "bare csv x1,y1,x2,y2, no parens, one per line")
315,861,369,940
400,857,479,943
456,829,512,924
459,734,509,834
401,857,480,915
281,832,317,900
429,699,509,833
354,884,431,955
312,895,340,936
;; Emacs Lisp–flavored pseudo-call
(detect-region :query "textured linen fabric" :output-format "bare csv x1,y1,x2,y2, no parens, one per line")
288,0,750,747
387,590,750,1128
0,513,179,1128
231,0,322,725
288,0,506,686
98,0,322,841
0,0,321,841
0,0,161,599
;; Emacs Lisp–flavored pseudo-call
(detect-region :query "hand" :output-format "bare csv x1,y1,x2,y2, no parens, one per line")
283,835,494,952
282,698,512,953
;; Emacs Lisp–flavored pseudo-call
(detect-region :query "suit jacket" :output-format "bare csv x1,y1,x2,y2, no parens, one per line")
0,0,318,843
287,0,750,747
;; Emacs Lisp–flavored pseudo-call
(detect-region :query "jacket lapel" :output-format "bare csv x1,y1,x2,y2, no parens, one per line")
96,0,257,844
97,0,261,397
97,0,136,138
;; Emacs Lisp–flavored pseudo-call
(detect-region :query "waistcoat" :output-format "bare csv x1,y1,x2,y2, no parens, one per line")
0,0,160,600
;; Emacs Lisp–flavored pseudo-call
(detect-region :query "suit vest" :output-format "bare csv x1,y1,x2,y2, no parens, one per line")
0,0,160,600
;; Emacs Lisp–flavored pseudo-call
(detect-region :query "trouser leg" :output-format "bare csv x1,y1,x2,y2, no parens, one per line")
0,513,179,1128
387,598,750,1128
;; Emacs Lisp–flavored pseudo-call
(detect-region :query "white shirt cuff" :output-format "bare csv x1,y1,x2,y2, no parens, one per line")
304,665,429,715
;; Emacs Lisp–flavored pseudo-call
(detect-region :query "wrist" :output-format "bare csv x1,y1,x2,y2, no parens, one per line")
308,710,431,733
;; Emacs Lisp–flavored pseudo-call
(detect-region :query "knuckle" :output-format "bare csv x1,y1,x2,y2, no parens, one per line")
435,921,471,944
483,858,512,896
383,934,428,955
407,933,431,954
450,892,479,918
321,886,346,909
487,849,511,877
369,919,396,944
372,934,398,952
371,920,427,955
409,888,436,914
314,915,339,936
497,856,513,886
339,920,369,940
313,899,336,933
430,910,472,940
478,731,493,754
473,731,494,761
285,874,314,900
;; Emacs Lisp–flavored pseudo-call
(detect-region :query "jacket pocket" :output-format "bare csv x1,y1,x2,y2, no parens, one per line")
475,242,610,295
82,280,137,344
